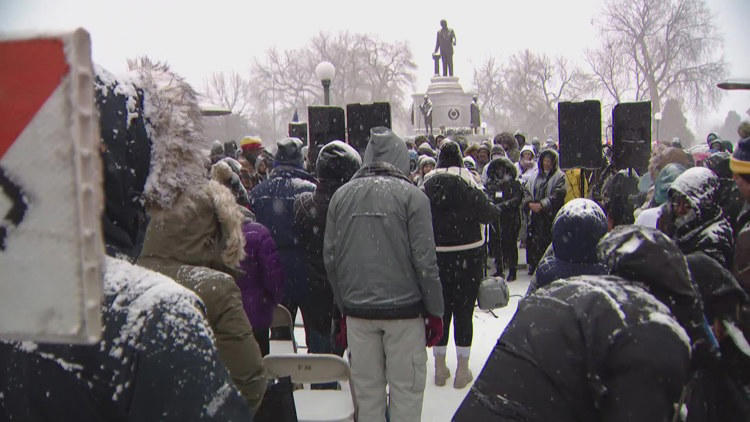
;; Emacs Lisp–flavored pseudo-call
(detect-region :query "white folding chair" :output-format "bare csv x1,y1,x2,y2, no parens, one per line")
263,353,357,422
269,304,297,354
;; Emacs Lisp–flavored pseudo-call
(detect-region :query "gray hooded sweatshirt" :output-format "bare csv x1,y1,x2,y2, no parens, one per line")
324,127,444,319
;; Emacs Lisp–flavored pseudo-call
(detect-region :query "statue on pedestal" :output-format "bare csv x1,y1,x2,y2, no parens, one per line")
433,19,456,77
420,95,434,135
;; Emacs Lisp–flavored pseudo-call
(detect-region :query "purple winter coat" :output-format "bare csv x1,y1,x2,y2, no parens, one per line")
236,221,285,330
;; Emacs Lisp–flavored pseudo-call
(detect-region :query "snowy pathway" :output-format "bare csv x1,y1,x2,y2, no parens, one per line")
292,253,532,421
420,271,530,421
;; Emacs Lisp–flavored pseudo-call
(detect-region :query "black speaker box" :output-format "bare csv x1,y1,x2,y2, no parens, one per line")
612,102,651,174
288,122,308,146
346,102,391,155
308,106,346,168
558,100,602,169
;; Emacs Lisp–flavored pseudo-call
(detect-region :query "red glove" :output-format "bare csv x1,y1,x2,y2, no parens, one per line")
425,315,443,347
335,317,348,350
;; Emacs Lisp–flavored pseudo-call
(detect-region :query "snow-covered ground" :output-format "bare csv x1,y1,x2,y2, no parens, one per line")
292,251,531,421
421,270,529,421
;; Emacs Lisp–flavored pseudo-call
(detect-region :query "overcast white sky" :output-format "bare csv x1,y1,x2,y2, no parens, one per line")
2,0,748,134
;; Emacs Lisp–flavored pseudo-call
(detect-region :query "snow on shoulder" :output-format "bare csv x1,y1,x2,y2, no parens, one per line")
105,257,211,350
545,275,692,352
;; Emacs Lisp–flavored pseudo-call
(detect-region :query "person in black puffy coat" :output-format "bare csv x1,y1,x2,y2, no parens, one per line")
484,157,523,280
684,252,750,422
660,166,735,268
294,141,361,359
454,226,700,422
249,137,317,332
422,141,501,389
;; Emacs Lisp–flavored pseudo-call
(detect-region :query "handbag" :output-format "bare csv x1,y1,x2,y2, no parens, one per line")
477,276,510,310
477,224,510,310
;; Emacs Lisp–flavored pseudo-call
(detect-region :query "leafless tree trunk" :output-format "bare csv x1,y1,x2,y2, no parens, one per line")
589,0,726,117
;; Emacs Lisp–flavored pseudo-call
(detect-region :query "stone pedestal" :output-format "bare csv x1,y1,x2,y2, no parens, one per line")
412,76,474,136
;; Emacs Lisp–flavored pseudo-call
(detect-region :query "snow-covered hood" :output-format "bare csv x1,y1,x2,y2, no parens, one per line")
552,199,607,264
96,60,209,257
597,225,696,299
668,167,720,223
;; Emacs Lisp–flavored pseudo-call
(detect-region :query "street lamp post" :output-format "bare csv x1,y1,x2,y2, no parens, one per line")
654,112,662,144
315,61,336,105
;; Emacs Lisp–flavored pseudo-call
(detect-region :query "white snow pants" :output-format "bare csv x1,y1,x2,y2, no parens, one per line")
346,316,427,422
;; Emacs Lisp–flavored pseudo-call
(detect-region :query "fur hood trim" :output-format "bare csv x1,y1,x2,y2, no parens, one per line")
131,58,206,210
141,181,246,269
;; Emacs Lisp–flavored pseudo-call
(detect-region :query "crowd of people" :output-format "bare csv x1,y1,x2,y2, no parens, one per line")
0,59,749,422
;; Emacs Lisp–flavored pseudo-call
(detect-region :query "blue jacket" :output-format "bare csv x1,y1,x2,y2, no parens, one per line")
530,199,608,292
249,165,316,304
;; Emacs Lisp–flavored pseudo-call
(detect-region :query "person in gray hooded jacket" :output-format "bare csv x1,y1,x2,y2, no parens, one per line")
324,126,444,422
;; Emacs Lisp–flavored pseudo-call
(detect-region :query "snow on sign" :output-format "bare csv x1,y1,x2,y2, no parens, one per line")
0,29,104,344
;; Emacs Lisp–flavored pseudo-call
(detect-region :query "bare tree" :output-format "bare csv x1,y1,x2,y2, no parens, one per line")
203,72,251,116
473,50,595,140
472,57,510,131
660,97,696,145
248,31,417,140
589,0,726,116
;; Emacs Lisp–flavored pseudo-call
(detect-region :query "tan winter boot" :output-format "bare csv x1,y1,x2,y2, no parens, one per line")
434,353,450,386
453,356,473,389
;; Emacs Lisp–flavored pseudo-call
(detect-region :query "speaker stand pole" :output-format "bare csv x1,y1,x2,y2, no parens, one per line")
580,169,586,199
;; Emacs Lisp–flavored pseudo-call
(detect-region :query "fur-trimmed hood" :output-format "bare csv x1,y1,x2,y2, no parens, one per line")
140,181,246,270
130,58,207,211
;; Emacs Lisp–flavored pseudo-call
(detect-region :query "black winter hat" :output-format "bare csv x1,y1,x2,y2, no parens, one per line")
437,140,464,168
730,137,750,175
223,140,238,158
316,140,362,182
274,137,304,167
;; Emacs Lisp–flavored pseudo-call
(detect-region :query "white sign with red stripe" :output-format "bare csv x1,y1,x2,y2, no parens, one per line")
0,29,104,344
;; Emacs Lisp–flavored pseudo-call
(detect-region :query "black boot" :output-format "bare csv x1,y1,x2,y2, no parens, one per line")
507,268,516,281
493,259,503,277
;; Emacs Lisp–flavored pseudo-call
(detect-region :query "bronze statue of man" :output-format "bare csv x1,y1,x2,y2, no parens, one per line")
433,19,456,77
